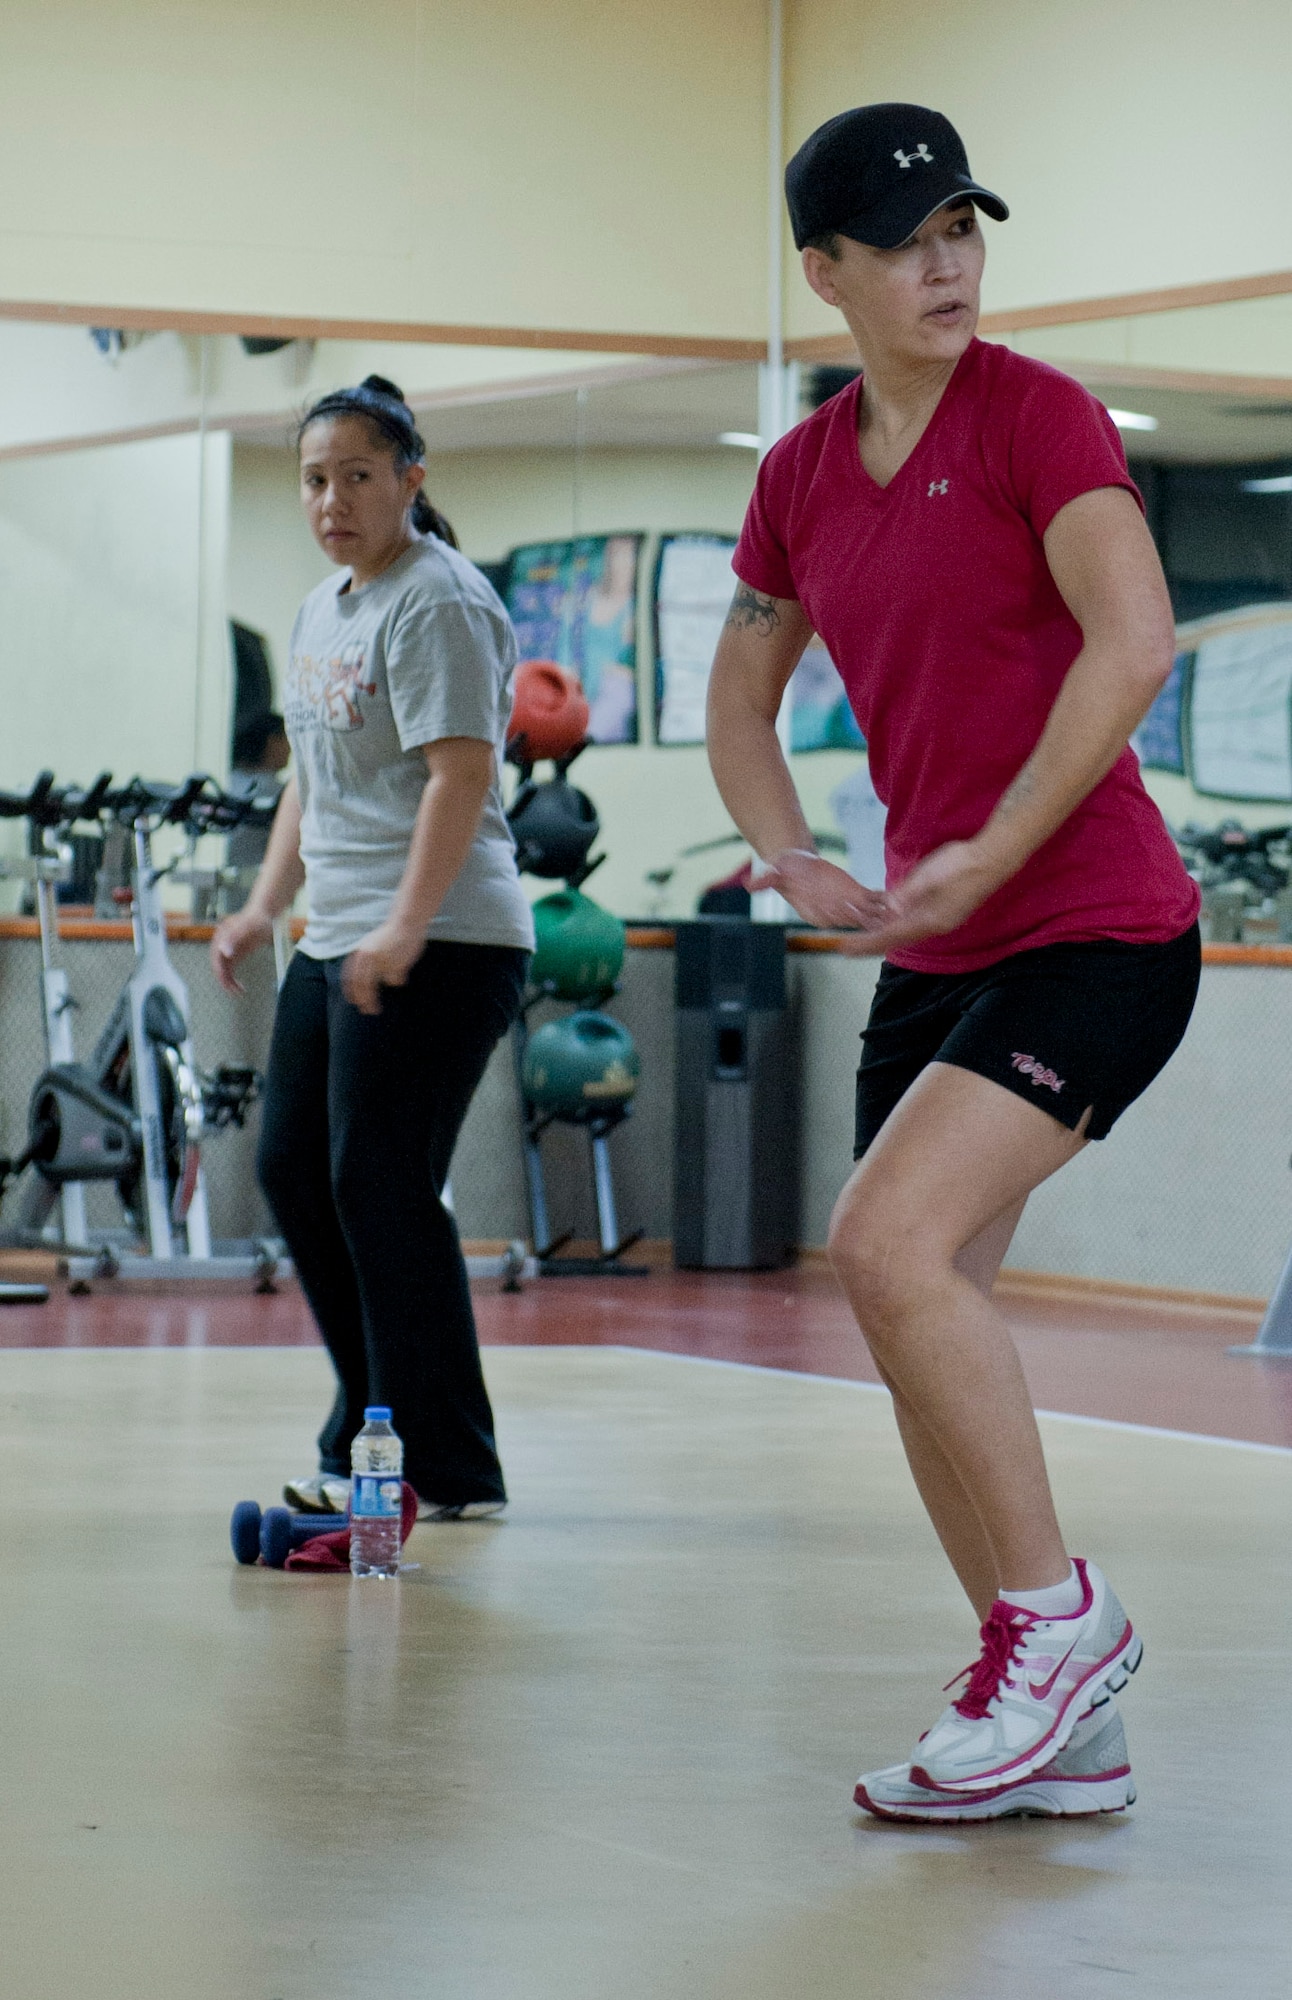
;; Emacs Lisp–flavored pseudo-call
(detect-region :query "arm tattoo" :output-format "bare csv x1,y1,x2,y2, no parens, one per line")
724,582,782,638
996,765,1038,818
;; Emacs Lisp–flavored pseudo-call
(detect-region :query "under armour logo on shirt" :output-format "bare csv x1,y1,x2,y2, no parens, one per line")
928,479,949,497
894,144,934,168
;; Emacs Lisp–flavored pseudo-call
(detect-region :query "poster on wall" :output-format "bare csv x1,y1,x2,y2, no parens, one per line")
1133,652,1189,774
506,534,642,745
789,643,865,751
654,534,738,745
1185,610,1292,800
653,533,865,752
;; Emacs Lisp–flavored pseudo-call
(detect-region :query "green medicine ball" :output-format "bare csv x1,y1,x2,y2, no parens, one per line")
529,890,626,1001
522,1011,640,1121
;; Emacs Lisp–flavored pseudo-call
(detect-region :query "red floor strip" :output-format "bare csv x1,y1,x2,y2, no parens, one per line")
1,1267,1288,1448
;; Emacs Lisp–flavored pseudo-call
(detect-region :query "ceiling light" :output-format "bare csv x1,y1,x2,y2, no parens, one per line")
1106,407,1159,431
1241,473,1292,493
719,431,762,449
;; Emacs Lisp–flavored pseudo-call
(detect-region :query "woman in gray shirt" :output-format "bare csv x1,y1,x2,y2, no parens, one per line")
212,376,533,1517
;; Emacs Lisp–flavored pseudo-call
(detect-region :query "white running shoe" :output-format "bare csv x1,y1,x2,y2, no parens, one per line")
911,1559,1141,1794
415,1497,507,1522
856,1699,1135,1823
282,1473,351,1515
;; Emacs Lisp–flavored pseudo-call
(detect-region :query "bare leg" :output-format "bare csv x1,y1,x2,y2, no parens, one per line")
829,1063,1088,1595
879,1199,1026,1620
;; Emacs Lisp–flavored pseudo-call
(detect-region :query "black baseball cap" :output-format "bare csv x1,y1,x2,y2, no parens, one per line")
786,103,1008,252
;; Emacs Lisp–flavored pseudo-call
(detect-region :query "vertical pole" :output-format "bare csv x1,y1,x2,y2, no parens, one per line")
35,859,89,1247
752,0,797,925
590,1126,621,1257
764,0,784,419
193,333,210,774
512,1017,554,1256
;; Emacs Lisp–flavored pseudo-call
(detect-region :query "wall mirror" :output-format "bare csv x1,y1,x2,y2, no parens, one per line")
6,292,1292,930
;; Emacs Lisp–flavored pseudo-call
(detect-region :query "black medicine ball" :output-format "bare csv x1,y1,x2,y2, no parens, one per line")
507,778,600,880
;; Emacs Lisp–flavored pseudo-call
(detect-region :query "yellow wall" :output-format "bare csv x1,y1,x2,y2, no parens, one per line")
0,431,230,813
10,0,1292,353
785,0,1292,339
0,0,767,343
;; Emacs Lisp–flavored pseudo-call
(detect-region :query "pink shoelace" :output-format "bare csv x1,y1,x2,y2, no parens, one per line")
946,1604,1038,1719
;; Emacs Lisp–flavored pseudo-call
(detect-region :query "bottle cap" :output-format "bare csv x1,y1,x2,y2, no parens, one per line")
363,1405,392,1421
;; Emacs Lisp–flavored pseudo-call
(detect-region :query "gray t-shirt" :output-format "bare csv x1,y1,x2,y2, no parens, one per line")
285,538,534,959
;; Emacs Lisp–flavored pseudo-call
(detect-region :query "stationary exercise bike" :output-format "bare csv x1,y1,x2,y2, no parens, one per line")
0,770,282,1285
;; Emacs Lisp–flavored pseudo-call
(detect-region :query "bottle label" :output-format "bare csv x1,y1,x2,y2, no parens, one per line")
351,1475,402,1519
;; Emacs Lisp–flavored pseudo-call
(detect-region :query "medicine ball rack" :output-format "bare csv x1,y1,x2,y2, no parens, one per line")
503,703,646,1278
512,1001,647,1279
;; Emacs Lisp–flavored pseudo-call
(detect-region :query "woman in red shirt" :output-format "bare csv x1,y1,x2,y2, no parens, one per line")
707,104,1200,1822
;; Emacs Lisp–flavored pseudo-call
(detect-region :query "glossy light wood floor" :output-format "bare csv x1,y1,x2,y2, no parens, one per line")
0,1343,1288,1999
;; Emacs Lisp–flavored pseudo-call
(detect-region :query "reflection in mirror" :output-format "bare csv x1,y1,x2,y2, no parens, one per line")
228,353,768,918
12,296,1292,934
999,296,1292,940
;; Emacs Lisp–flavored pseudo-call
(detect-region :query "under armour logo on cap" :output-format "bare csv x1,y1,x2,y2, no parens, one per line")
894,144,934,169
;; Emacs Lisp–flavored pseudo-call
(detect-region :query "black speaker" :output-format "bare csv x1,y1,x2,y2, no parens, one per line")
672,919,797,1269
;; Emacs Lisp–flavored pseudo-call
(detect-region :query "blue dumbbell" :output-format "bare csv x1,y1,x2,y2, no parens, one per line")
230,1500,348,1568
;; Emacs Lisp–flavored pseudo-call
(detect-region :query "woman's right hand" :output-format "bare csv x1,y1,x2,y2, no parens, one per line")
210,908,275,995
751,849,891,933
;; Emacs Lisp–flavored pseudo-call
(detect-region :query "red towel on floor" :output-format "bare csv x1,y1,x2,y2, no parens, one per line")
284,1482,419,1571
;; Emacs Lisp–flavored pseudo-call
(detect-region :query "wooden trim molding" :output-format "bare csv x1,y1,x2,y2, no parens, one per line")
992,1265,1266,1316
0,297,765,364
787,266,1292,365
979,267,1292,334
788,1247,1265,1311
0,915,310,944
0,919,1282,966
6,262,1292,373
1037,360,1292,401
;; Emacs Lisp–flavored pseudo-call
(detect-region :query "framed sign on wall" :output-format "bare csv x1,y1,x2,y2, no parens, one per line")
654,533,738,746
1182,607,1292,801
506,534,643,745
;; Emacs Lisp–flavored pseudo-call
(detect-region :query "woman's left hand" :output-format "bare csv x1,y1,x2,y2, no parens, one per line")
838,840,1006,956
341,920,426,1015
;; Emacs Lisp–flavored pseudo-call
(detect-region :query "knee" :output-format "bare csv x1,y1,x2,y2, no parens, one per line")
329,1132,440,1235
827,1192,927,1342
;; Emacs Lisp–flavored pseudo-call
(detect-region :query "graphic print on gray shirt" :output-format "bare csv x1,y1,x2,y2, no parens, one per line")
286,537,535,959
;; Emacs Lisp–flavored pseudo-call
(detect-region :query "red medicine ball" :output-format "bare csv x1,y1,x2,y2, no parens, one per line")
507,660,590,763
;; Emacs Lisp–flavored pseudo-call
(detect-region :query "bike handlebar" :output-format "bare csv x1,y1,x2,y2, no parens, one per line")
0,770,280,833
0,770,57,823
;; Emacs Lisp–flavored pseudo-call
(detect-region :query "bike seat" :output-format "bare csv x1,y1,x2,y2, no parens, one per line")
142,987,188,1049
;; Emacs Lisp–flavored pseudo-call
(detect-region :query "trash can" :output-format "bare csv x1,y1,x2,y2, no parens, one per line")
672,918,797,1269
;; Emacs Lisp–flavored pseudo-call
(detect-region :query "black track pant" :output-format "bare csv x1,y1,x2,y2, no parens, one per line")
257,941,528,1504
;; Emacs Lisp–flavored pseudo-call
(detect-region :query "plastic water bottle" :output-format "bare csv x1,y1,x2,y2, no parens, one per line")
350,1406,403,1578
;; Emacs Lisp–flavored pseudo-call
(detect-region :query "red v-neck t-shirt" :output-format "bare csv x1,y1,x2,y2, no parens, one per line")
733,338,1199,973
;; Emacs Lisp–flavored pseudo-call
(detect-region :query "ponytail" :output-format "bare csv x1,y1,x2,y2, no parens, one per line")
298,374,458,547
410,489,459,548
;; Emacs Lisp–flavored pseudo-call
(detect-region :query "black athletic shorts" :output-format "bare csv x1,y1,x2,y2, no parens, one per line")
853,922,1200,1159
